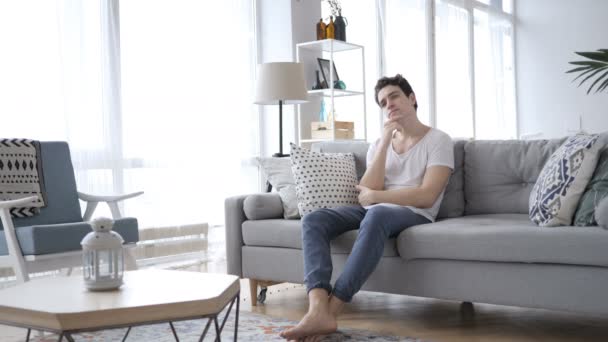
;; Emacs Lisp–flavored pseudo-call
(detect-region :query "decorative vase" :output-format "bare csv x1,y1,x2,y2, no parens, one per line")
334,15,347,41
316,18,326,40
319,98,327,122
326,16,335,39
81,217,125,291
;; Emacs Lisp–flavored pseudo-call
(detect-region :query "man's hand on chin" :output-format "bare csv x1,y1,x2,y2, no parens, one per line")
355,185,376,206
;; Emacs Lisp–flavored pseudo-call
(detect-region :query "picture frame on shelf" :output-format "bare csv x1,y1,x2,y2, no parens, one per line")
317,58,339,86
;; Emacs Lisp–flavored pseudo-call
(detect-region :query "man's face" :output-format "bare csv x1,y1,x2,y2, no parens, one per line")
377,85,417,121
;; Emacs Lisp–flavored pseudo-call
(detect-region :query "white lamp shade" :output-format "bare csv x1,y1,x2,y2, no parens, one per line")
254,62,308,105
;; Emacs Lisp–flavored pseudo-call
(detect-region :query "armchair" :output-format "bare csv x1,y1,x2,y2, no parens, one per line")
0,142,142,283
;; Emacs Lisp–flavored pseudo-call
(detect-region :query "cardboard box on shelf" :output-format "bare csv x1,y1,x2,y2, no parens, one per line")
311,121,354,140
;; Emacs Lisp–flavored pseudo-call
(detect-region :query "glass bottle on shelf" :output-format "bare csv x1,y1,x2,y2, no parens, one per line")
326,16,335,39
334,15,347,41
316,18,326,40
319,98,327,122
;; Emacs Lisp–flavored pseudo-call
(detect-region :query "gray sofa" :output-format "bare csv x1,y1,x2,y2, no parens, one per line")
225,137,608,316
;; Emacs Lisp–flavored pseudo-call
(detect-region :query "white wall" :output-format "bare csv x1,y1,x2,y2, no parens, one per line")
516,0,608,139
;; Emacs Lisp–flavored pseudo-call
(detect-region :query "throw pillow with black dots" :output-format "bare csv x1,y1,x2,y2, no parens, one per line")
290,143,359,216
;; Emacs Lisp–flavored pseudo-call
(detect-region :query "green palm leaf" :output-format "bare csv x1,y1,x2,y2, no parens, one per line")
581,68,608,94
567,49,608,94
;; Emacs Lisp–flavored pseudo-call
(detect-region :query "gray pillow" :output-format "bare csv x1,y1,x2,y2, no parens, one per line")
243,193,284,220
256,157,300,219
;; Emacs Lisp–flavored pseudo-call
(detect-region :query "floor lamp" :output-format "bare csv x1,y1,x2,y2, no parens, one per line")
254,62,308,157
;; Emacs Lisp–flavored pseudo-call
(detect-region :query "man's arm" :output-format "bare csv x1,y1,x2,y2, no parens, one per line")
360,119,403,190
359,143,389,190
358,165,451,208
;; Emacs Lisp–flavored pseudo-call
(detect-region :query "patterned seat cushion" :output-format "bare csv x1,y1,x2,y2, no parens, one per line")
529,134,602,226
290,143,359,216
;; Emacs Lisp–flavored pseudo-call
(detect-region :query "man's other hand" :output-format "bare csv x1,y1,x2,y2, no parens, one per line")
356,185,376,206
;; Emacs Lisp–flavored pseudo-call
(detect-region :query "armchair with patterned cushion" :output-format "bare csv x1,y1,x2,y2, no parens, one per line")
0,141,142,283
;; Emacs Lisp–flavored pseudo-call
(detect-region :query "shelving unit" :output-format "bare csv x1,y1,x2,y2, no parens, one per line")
296,39,367,144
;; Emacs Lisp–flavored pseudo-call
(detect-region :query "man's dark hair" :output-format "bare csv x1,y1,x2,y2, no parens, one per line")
374,74,418,111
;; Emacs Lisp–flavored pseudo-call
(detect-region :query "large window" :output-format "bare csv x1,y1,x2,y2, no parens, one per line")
0,0,258,227
323,0,517,140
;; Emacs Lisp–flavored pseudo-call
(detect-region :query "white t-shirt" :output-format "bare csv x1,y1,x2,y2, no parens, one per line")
365,128,454,222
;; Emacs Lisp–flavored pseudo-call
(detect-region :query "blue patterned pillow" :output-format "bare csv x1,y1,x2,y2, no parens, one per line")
529,134,602,227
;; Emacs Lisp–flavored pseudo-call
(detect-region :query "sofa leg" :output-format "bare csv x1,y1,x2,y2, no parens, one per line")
249,279,259,306
460,301,475,317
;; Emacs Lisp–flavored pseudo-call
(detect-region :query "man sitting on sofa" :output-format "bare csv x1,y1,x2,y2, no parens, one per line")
280,74,455,341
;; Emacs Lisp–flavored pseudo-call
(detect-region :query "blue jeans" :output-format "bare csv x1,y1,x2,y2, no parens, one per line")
302,205,431,302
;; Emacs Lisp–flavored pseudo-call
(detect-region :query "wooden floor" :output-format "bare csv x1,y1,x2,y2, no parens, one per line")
1,225,608,341
246,281,608,341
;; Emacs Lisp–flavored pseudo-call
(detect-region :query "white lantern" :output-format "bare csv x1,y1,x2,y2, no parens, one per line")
81,217,125,290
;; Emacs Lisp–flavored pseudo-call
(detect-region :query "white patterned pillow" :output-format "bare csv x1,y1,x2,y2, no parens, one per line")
290,143,359,216
529,134,602,226
256,157,300,219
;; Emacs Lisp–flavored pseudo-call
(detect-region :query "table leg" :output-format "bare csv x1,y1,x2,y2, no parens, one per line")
234,294,240,342
169,322,180,341
198,318,212,342
213,316,221,342
25,328,31,342
218,296,236,332
121,326,132,342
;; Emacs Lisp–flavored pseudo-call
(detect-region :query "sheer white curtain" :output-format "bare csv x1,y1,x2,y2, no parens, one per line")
382,0,430,127
118,0,258,227
473,9,517,139
0,0,258,228
319,0,517,141
435,0,474,139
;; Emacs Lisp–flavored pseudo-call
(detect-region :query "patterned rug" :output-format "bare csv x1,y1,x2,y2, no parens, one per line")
28,309,424,341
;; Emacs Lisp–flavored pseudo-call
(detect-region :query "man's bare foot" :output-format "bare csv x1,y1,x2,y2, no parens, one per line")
280,308,337,340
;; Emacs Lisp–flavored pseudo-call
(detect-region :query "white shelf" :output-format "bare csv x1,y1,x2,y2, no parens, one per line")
296,39,367,144
307,89,364,97
300,138,367,143
297,39,363,53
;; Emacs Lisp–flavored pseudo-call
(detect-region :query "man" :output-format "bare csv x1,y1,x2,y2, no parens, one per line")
281,74,454,342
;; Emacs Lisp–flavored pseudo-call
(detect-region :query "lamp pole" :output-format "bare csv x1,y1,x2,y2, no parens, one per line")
274,100,287,157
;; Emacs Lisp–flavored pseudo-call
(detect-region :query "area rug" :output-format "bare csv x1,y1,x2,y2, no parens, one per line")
27,309,424,341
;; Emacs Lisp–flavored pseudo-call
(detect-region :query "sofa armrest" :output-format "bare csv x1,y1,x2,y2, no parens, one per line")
225,194,250,277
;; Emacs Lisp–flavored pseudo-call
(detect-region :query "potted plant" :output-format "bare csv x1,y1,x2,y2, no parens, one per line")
567,49,608,94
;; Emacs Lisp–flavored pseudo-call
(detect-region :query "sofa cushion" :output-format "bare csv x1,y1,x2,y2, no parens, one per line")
312,141,369,180
529,134,602,226
595,197,608,229
257,157,299,219
290,143,359,216
464,138,565,215
242,219,398,256
0,218,139,256
574,134,608,226
396,214,608,267
437,140,466,219
243,193,284,220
